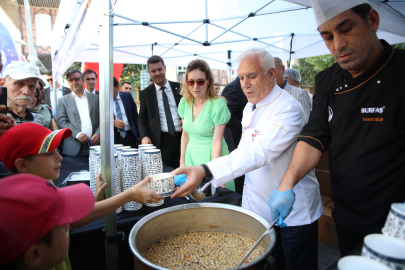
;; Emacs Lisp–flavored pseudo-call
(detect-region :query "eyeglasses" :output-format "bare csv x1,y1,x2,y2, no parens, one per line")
46,78,53,82
67,77,82,83
186,79,207,87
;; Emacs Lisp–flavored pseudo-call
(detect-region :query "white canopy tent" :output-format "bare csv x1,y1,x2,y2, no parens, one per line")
52,0,405,80
51,1,405,269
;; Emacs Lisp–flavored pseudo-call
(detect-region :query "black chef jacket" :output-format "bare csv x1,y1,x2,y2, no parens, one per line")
298,40,405,235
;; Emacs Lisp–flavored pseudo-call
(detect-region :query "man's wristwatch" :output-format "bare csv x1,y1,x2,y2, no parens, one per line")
201,164,213,180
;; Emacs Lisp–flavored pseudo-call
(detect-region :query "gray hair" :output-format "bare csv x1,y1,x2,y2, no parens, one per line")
273,57,283,68
284,68,301,83
237,48,275,74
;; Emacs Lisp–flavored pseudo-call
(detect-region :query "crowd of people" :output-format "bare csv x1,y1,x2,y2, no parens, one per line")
0,0,404,270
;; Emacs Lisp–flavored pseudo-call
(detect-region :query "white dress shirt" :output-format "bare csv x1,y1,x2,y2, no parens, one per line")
85,88,97,94
207,85,322,226
71,91,93,139
155,80,181,132
114,93,131,131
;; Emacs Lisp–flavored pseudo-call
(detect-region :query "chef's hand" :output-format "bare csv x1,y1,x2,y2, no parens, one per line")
170,166,205,198
268,190,295,228
95,172,107,202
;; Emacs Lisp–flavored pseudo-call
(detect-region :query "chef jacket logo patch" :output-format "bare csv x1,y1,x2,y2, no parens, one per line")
252,129,260,142
328,106,333,122
361,106,385,114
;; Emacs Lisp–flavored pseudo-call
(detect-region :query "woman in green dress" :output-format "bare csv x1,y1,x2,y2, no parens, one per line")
178,59,235,191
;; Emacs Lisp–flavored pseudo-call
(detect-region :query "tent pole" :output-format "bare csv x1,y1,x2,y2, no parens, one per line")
23,0,37,69
205,0,208,42
288,33,294,68
100,0,118,269
383,2,405,19
227,50,232,84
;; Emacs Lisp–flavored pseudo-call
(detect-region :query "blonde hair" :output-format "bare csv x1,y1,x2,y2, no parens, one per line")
180,59,226,105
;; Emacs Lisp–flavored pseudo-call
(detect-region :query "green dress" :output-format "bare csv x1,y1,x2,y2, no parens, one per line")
178,97,235,191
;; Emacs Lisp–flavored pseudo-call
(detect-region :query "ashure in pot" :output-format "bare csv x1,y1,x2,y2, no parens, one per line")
129,203,276,270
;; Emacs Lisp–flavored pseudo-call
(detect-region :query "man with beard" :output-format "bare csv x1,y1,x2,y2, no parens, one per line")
273,0,405,256
138,56,182,168
1,62,44,126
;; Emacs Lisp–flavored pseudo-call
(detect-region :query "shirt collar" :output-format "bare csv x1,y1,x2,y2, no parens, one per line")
9,108,34,121
248,84,283,110
72,90,87,98
280,80,287,89
155,80,171,92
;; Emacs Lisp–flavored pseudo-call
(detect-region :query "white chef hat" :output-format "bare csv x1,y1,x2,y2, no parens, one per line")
284,68,301,83
310,0,368,27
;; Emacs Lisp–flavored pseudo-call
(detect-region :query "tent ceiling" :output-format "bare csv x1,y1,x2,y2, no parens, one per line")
53,0,405,71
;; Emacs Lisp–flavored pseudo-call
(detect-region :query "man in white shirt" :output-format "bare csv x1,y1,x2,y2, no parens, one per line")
57,69,100,156
171,48,322,270
43,70,71,115
83,69,99,95
274,57,312,120
138,56,182,168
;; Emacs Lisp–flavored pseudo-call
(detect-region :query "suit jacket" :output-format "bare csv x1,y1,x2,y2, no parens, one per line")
115,91,140,139
220,77,247,152
42,86,71,105
56,92,100,156
138,81,181,148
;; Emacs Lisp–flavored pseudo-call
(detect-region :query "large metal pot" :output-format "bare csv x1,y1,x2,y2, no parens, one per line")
129,203,276,269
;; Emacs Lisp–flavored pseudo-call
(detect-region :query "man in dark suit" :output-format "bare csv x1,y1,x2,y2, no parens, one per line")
221,77,248,196
112,77,139,148
43,70,71,114
138,56,182,168
56,69,100,156
83,69,99,95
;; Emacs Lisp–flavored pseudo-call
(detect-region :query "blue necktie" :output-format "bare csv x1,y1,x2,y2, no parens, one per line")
252,104,256,112
115,98,126,138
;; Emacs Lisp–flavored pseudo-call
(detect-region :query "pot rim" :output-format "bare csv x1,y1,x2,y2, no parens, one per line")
129,203,275,270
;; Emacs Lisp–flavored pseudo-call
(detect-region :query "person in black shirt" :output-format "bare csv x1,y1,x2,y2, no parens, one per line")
269,1,405,256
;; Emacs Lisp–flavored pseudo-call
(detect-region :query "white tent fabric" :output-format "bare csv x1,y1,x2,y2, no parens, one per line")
52,0,405,74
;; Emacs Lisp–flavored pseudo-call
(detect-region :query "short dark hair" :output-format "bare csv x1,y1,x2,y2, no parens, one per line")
351,3,372,23
149,78,153,82
214,82,219,86
66,69,83,79
45,70,52,76
147,55,165,70
1,230,53,270
113,77,118,87
83,69,97,79
120,81,131,87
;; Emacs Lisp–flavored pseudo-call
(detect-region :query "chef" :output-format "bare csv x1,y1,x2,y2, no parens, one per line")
171,48,323,270
273,0,405,257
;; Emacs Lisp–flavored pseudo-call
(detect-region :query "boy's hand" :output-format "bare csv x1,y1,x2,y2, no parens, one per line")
133,177,164,204
95,172,107,202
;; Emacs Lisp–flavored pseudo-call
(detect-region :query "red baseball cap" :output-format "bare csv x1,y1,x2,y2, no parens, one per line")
0,123,72,170
0,174,95,267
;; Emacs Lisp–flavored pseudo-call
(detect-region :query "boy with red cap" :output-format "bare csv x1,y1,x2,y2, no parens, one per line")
0,174,95,269
0,123,164,270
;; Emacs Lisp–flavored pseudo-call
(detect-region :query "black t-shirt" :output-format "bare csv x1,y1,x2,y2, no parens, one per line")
298,40,405,235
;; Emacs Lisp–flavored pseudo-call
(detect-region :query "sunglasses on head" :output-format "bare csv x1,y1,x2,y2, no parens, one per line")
186,79,207,87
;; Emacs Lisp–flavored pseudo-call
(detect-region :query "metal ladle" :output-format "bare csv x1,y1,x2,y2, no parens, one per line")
235,218,278,267
189,181,211,201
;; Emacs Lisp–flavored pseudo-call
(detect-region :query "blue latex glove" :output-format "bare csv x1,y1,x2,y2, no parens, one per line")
268,190,295,228
174,174,188,187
